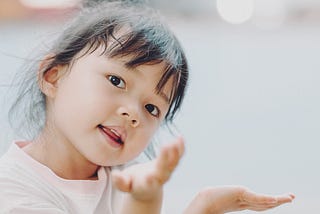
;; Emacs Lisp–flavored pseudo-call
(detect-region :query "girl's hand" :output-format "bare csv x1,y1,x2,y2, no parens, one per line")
183,186,295,214
112,137,184,202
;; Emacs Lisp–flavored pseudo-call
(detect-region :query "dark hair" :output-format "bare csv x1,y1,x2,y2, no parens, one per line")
9,1,188,139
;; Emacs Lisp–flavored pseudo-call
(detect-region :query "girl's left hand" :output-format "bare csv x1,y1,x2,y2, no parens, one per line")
183,186,295,214
112,137,185,201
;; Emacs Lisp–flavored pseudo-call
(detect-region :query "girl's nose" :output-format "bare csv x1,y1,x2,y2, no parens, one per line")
117,106,140,128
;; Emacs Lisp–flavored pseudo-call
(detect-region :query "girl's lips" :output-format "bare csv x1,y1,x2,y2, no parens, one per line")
98,125,126,148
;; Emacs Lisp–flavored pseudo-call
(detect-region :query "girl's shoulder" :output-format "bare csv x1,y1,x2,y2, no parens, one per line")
0,142,71,212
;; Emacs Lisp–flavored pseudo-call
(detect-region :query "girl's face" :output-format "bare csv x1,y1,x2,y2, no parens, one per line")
46,47,172,166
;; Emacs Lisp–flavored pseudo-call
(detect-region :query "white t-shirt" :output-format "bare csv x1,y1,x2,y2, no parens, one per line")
0,142,125,214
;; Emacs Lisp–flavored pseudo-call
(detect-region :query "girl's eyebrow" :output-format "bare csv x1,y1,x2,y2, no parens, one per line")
119,65,170,104
116,60,169,104
158,91,170,104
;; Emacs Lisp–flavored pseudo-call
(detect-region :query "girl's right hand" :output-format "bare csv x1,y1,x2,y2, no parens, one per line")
112,137,184,201
183,186,295,214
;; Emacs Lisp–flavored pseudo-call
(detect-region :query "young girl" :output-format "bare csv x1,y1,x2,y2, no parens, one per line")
0,1,294,213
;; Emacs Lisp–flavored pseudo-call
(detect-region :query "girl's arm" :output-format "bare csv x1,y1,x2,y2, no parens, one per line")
112,137,185,214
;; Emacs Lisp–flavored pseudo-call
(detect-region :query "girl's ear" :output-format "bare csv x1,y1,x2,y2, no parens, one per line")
38,55,65,98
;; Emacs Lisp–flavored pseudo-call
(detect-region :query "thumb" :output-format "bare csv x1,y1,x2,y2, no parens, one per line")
111,170,132,193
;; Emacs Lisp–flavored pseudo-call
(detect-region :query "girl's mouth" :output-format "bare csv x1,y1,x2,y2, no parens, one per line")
98,125,124,145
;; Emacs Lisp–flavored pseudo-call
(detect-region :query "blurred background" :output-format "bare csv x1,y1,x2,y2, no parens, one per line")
0,0,319,213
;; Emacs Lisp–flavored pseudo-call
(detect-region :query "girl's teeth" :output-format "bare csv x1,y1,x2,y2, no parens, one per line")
110,129,120,137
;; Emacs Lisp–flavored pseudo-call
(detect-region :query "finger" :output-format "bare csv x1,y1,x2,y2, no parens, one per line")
241,191,295,211
155,137,185,183
111,170,132,193
274,193,295,203
158,137,184,171
240,200,288,212
243,199,292,212
175,136,185,158
247,193,295,205
241,189,278,205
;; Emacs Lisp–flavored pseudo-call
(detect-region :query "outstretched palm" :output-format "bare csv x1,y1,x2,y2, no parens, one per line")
112,137,185,201
183,185,294,213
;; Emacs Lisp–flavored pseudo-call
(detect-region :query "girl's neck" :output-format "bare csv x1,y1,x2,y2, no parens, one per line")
23,131,100,180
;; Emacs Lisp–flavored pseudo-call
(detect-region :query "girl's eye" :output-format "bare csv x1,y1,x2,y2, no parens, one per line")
108,75,125,89
145,104,160,117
